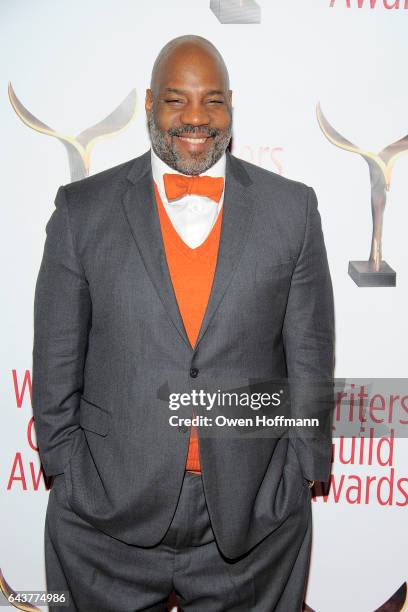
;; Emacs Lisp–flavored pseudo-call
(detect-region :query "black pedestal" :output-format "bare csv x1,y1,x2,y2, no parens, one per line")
348,261,396,287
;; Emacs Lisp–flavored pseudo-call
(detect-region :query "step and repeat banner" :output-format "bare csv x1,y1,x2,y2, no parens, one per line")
1,1,407,611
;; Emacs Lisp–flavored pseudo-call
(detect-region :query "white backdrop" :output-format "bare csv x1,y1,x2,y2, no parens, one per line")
1,1,407,611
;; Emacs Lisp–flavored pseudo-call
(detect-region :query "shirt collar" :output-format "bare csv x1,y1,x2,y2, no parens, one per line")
150,146,226,204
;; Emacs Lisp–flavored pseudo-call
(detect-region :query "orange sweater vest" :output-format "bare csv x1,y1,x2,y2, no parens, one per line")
153,182,223,473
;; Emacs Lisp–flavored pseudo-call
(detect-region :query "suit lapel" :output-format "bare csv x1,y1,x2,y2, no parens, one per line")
121,151,191,349
194,151,256,348
121,149,256,351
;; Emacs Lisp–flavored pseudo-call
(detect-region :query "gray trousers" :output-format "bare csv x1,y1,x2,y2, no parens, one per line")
45,470,312,612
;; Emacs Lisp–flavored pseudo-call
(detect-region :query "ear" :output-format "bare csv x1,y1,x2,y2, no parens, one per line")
228,89,233,106
145,89,153,113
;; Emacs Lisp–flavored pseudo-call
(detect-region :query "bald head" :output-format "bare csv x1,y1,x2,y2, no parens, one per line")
150,35,230,94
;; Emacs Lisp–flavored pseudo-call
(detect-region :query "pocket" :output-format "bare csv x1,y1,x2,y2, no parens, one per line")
286,441,310,498
79,396,111,436
50,473,72,510
255,259,295,283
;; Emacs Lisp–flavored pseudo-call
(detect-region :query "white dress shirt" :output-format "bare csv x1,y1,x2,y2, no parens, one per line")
150,147,226,249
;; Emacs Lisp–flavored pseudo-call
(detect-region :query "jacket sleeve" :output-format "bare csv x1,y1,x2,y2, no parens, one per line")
282,186,335,483
32,186,91,477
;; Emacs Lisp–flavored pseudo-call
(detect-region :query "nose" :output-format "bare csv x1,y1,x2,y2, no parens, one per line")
180,101,210,127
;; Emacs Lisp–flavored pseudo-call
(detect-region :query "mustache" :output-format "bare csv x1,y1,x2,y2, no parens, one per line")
167,125,220,138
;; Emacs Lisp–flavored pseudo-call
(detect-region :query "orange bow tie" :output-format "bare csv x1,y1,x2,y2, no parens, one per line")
163,173,224,203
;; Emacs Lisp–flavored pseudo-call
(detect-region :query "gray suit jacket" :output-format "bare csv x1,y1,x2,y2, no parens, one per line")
32,149,335,559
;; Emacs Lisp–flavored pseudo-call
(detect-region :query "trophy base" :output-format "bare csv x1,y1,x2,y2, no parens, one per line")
348,261,396,287
210,0,261,23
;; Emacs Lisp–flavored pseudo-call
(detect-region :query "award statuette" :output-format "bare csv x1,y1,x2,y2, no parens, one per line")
210,0,261,24
8,83,137,182
317,103,408,287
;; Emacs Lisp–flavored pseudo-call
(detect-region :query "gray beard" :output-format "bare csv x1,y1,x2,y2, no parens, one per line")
147,109,232,175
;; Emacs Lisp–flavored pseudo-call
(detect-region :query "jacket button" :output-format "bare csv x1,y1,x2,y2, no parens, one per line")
178,424,188,433
190,367,199,378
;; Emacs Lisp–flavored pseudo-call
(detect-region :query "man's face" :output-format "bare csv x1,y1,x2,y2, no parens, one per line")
146,47,232,175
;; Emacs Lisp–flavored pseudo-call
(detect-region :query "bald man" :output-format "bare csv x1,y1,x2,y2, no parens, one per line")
33,35,335,611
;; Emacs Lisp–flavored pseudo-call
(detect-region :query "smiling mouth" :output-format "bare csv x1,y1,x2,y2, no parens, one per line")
178,136,208,143
175,133,213,141
177,136,208,144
